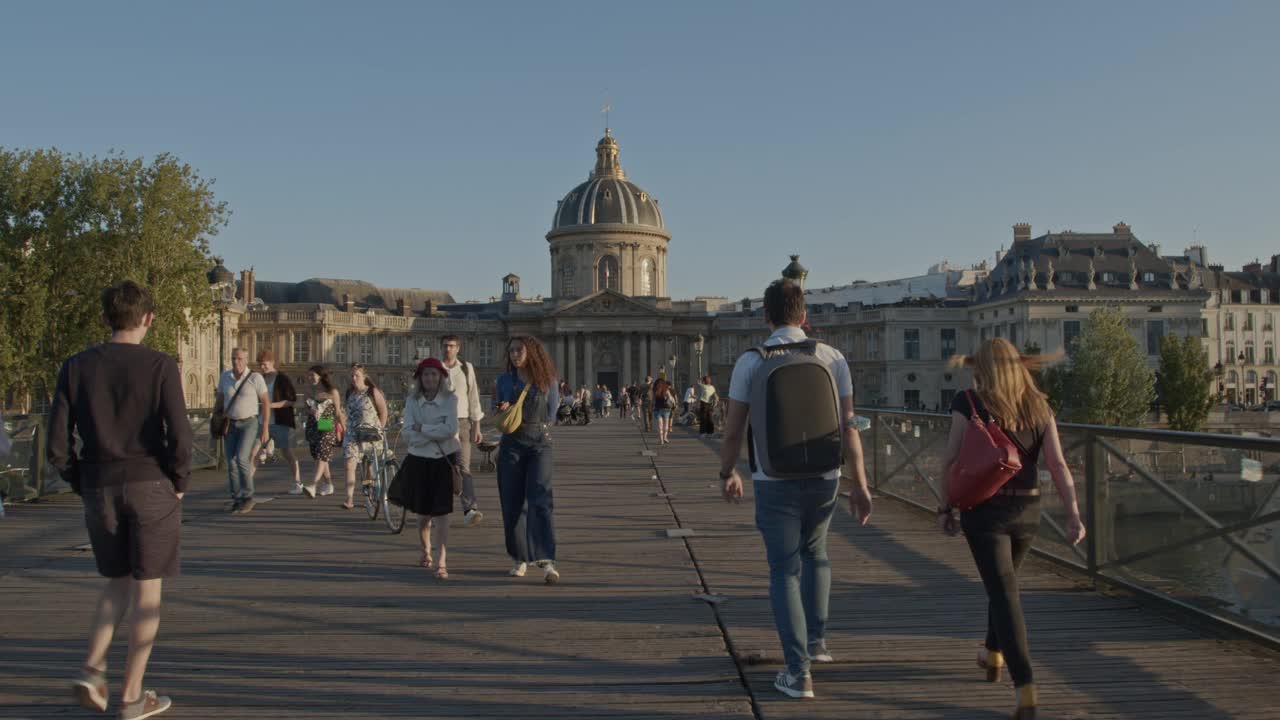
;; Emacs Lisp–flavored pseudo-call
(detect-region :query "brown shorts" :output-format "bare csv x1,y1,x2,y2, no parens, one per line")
83,479,183,580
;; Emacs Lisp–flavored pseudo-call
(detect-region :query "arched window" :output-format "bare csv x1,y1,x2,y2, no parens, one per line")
596,255,619,292
1247,370,1258,385
186,373,198,408
640,258,655,296
560,264,575,297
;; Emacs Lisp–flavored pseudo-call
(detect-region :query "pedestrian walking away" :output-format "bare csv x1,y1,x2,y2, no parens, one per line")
442,334,486,528
697,375,718,438
492,335,562,584
215,348,270,515
640,375,654,432
939,339,1084,720
253,350,301,495
718,278,872,701
652,377,677,445
302,366,343,497
397,357,462,580
48,280,191,718
340,363,389,510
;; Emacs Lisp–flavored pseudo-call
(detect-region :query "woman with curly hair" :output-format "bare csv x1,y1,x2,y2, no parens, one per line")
491,335,561,584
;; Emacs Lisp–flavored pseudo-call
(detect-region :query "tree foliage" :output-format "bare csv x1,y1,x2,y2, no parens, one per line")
1054,307,1155,426
1158,333,1215,431
0,148,228,409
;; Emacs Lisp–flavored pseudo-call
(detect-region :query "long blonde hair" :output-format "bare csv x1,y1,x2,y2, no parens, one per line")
949,338,1057,432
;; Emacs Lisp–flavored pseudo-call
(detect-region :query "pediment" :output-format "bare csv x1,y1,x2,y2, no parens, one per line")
552,290,659,317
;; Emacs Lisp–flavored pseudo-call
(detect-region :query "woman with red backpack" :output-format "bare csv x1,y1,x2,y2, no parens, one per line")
939,338,1084,720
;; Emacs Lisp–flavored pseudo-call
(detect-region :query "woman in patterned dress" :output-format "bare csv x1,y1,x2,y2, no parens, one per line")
303,365,343,497
340,363,388,510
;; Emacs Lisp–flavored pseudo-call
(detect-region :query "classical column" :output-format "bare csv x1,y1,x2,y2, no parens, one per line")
650,335,664,379
554,334,565,378
567,333,577,387
584,333,595,388
623,334,633,385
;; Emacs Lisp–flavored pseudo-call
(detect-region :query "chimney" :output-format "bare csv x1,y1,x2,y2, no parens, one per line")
1013,223,1031,244
1113,222,1131,236
1185,245,1208,267
342,292,354,313
423,299,434,316
398,298,411,317
239,270,250,302
246,268,255,304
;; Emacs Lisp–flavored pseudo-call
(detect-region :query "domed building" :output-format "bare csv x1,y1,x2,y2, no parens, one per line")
547,129,671,299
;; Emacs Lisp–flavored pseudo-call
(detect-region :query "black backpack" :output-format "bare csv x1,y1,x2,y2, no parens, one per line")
745,340,843,478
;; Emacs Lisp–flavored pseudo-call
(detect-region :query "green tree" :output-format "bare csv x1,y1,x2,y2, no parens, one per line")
0,148,228,409
1158,334,1215,431
1056,307,1155,426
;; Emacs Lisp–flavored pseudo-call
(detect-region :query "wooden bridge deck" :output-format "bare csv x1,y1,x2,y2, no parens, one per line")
2,419,1278,719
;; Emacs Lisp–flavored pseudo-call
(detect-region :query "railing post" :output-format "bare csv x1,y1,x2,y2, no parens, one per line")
1085,431,1109,584
871,411,881,491
32,421,46,498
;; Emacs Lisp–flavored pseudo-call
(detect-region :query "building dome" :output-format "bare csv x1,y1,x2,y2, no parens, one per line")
551,130,665,231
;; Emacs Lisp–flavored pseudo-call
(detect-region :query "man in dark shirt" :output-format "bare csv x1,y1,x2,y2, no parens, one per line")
48,280,189,719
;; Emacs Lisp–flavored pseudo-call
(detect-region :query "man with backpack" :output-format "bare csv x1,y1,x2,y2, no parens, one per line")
442,334,485,527
719,278,872,700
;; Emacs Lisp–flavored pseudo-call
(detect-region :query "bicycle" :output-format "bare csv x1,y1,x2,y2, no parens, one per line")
353,423,407,534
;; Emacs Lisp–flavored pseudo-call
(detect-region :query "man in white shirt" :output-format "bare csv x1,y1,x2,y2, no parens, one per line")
718,279,872,700
215,348,270,514
442,335,485,527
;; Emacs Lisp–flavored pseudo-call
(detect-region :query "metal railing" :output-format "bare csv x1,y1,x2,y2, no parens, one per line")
1,411,223,503
857,406,1280,649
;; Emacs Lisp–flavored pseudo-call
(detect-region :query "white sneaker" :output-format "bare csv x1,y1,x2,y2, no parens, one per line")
318,482,335,496
774,670,814,699
288,483,305,495
807,640,834,663
542,563,560,585
463,509,484,527
508,562,528,577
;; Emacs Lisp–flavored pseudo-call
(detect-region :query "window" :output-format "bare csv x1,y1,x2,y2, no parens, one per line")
186,334,197,360
1202,318,1209,335
1008,324,1018,347
1246,313,1255,331
867,332,880,360
1265,314,1274,331
1102,272,1117,283
940,389,956,411
256,332,272,358
1063,320,1082,353
903,329,920,360
414,340,432,361
596,255,620,292
1266,344,1275,364
333,334,349,363
1065,305,1079,313
560,264,575,296
1245,343,1255,364
478,338,495,367
940,328,957,358
1226,343,1236,363
1142,272,1156,283
357,335,374,364
292,332,310,363
903,389,920,409
1225,314,1235,330
980,326,989,341
640,258,655,295
388,336,403,366
1148,305,1163,313
1146,320,1165,356
994,325,1003,339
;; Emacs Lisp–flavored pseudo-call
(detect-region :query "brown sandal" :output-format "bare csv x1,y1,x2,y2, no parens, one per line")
434,566,449,580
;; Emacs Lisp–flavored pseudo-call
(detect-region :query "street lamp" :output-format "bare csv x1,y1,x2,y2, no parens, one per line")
693,334,705,378
212,282,236,375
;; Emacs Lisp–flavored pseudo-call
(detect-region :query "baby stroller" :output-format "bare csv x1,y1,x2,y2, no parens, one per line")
555,400,574,426
570,400,591,426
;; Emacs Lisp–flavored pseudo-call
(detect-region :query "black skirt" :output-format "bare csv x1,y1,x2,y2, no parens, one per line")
393,454,454,517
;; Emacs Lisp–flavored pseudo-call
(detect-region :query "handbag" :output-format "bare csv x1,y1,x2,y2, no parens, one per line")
945,391,1023,510
432,440,464,496
491,383,529,435
315,417,335,433
212,373,254,438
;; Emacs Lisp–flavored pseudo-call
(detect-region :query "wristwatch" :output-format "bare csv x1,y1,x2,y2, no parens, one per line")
719,468,735,481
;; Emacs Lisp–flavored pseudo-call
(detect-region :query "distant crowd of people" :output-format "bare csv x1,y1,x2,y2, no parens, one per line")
47,277,1080,718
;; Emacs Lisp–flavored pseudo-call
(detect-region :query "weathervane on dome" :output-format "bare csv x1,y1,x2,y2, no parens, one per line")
601,96,611,134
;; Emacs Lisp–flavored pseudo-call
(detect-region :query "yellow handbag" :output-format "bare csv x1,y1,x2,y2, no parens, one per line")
492,384,529,435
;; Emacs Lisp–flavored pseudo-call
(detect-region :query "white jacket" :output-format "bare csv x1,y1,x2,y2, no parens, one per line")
402,389,461,459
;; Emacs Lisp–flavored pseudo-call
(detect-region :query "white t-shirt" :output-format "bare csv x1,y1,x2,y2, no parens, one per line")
218,370,269,421
728,325,852,481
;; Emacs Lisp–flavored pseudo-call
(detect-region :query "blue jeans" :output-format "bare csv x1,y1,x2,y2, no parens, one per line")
753,477,840,675
496,436,555,562
225,417,260,500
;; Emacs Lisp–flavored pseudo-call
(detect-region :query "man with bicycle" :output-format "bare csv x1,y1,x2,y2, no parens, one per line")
442,334,485,527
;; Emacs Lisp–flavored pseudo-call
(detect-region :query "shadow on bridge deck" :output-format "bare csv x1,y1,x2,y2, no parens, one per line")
1,419,1277,719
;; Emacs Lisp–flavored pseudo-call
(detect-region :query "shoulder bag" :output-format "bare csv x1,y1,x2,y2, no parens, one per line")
944,390,1024,510
212,373,254,438
491,381,529,435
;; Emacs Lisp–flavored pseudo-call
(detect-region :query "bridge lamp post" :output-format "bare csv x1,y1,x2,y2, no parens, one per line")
693,334,705,377
212,282,237,375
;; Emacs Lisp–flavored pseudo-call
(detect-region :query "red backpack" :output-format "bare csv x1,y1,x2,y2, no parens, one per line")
945,391,1023,510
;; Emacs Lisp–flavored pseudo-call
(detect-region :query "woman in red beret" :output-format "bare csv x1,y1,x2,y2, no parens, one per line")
397,357,462,579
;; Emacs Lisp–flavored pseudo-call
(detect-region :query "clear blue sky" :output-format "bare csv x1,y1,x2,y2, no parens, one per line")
4,1,1277,303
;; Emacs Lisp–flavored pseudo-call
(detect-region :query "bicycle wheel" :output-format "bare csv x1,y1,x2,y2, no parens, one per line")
381,459,406,534
363,457,380,520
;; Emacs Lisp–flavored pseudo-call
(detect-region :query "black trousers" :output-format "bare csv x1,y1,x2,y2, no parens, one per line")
698,401,715,435
961,497,1040,687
